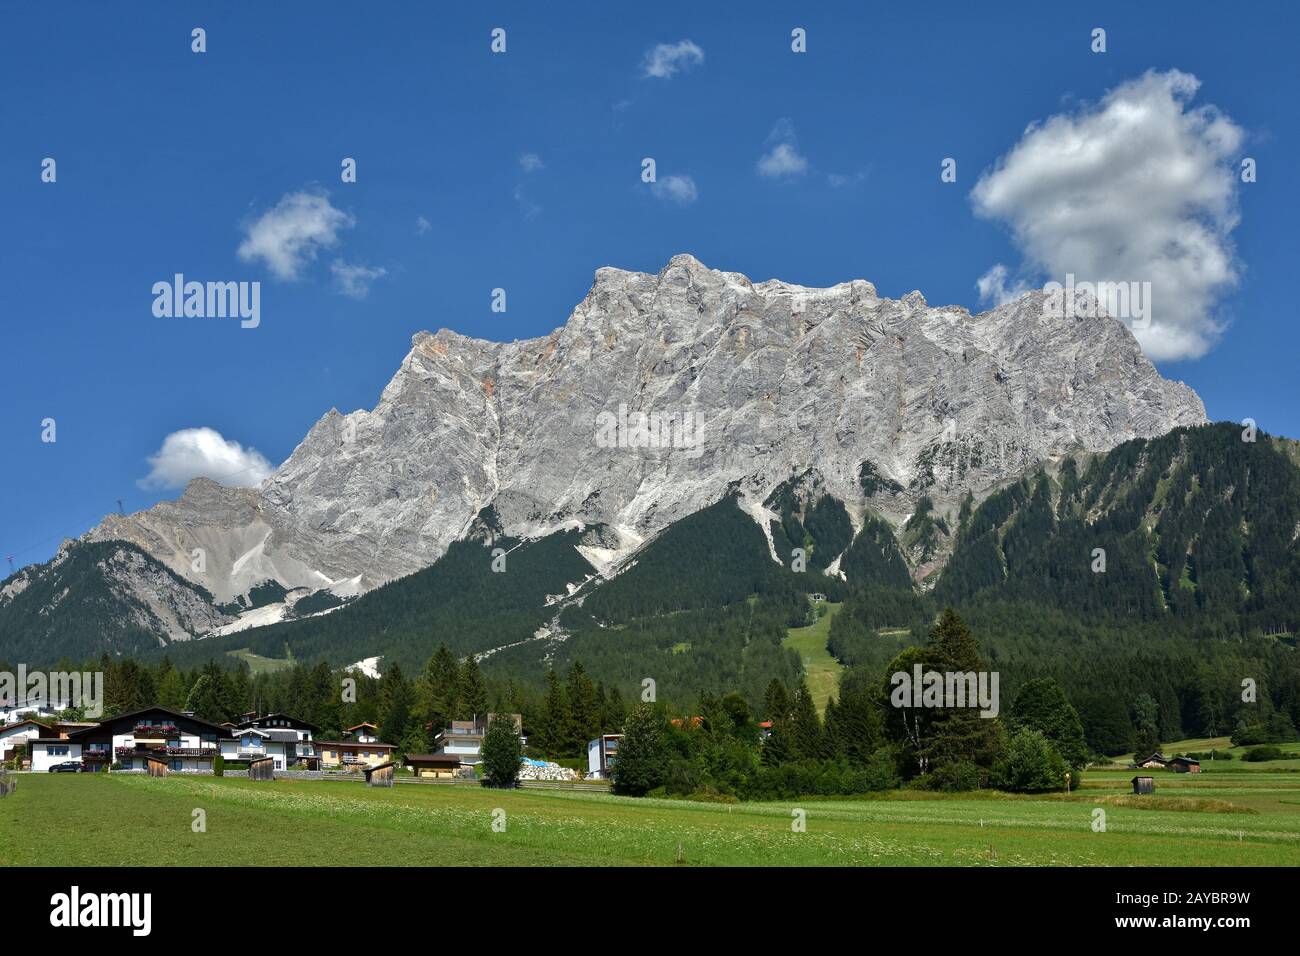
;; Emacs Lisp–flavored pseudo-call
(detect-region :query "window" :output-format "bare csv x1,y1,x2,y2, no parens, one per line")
172,760,182,772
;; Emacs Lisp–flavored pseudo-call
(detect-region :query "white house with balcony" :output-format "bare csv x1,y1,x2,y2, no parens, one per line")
229,712,318,768
587,734,622,779
1,718,50,764
219,728,293,770
433,714,525,766
26,706,224,772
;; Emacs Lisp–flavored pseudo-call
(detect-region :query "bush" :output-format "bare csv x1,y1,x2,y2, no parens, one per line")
993,727,1070,793
1242,745,1286,762
916,759,985,793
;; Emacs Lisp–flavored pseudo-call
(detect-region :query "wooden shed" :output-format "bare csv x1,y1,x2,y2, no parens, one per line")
248,756,275,781
1131,775,1155,795
145,755,169,777
405,753,463,779
1169,756,1201,774
365,760,395,787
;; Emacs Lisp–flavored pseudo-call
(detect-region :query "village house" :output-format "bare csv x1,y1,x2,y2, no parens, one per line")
0,718,50,765
587,734,621,779
0,696,73,725
315,723,394,770
28,706,224,773
432,714,524,766
1169,756,1201,773
230,712,319,769
1134,752,1169,769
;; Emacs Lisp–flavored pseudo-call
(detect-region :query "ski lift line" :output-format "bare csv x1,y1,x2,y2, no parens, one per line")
2,458,275,571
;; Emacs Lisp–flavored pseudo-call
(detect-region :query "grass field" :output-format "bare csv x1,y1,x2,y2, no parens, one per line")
783,602,844,713
1107,736,1300,771
4,767,1298,867
227,647,295,675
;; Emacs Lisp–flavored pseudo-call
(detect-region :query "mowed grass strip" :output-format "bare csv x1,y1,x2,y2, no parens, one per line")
783,602,843,713
4,772,1300,867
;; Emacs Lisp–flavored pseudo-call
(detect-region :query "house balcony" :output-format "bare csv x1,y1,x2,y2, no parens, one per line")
132,723,178,735
116,746,217,759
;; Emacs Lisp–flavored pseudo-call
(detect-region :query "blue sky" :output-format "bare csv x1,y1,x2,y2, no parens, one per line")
2,1,1297,572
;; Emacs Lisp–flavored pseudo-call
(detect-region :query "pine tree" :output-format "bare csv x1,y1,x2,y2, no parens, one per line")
377,662,413,744
1010,677,1089,773
458,657,489,721
790,680,825,760
480,713,523,788
567,661,601,746
611,704,667,796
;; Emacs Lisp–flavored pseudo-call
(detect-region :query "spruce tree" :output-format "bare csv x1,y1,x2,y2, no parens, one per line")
479,713,523,788
611,704,667,796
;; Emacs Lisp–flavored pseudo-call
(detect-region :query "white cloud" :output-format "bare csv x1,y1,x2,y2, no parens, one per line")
642,40,704,79
331,260,387,299
139,427,274,490
519,152,544,172
237,192,354,280
758,143,808,178
975,263,1031,306
415,215,431,235
513,184,542,219
827,171,866,188
651,174,698,206
757,120,808,178
971,69,1243,360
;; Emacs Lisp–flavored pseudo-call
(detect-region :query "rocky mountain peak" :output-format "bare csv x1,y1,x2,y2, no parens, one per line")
83,255,1206,605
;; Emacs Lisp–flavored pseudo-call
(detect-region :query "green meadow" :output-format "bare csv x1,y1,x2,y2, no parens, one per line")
4,767,1298,867
782,602,844,714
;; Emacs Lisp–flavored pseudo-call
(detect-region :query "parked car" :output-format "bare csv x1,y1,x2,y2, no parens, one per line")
48,760,82,773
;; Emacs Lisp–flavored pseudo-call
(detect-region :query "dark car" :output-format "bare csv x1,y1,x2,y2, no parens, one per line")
48,760,82,773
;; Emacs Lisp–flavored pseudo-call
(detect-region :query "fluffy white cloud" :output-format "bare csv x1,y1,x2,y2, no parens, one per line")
651,174,698,206
757,120,808,178
331,260,387,299
642,40,704,79
974,263,1031,306
139,428,274,490
971,69,1243,361
758,142,808,178
415,215,431,235
519,152,544,172
237,192,354,280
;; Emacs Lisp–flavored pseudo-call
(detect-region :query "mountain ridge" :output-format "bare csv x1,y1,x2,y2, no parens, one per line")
77,254,1205,612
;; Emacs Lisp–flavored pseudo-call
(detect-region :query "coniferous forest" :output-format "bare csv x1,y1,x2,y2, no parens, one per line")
7,423,1300,797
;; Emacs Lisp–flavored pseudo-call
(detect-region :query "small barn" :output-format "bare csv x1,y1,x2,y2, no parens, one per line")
406,754,463,779
1169,756,1201,774
365,760,395,788
1131,775,1155,795
145,755,169,777
248,756,275,781
1135,752,1169,769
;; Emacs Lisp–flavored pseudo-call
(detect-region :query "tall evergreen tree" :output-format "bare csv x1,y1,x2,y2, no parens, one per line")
611,704,668,796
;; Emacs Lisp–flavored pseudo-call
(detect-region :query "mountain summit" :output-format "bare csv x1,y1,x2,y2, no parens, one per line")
83,255,1206,608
